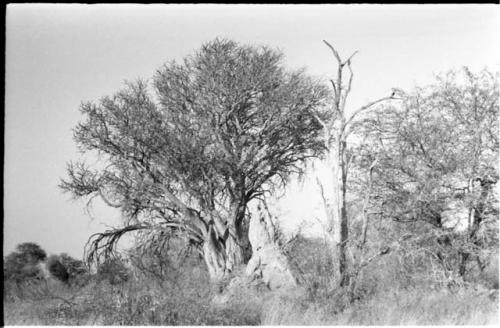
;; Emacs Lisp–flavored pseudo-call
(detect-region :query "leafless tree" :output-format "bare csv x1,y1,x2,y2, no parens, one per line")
313,40,394,287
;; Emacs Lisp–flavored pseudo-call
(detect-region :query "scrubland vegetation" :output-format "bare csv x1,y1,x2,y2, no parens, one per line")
3,233,498,325
4,38,499,325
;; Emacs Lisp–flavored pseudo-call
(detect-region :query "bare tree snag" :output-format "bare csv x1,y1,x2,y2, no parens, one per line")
317,40,393,287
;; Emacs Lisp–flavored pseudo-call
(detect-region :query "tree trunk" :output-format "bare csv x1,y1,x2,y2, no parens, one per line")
224,232,246,272
459,177,493,278
319,39,393,290
459,251,469,277
202,204,250,282
203,224,227,281
327,140,349,287
212,203,299,306
228,201,252,269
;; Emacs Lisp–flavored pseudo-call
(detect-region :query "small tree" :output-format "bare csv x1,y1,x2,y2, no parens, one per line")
4,242,47,283
16,243,47,263
61,38,328,281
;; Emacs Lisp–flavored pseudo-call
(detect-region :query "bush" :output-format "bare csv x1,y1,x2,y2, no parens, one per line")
59,254,86,276
283,235,336,298
4,270,262,325
96,258,130,285
4,242,47,284
47,255,69,283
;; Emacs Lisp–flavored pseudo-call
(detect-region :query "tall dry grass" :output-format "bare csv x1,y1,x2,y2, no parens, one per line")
261,284,498,325
261,234,499,325
4,257,262,325
4,235,498,325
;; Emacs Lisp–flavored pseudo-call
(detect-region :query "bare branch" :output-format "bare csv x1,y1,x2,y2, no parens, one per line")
359,245,391,270
341,60,355,113
323,40,342,63
98,189,122,208
343,96,393,137
330,79,337,97
307,108,327,128
85,224,150,265
343,51,359,66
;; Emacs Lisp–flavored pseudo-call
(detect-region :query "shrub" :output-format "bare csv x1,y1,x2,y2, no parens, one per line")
47,255,69,283
4,242,47,284
96,257,130,285
59,253,88,283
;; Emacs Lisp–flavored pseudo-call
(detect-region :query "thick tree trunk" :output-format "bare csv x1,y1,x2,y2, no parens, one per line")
203,225,227,281
202,203,250,282
203,231,248,281
224,233,246,272
212,203,299,306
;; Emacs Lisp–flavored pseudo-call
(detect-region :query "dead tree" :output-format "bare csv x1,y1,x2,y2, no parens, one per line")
313,40,394,287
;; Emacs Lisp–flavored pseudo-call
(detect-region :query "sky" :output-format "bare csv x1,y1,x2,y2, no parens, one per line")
5,4,500,259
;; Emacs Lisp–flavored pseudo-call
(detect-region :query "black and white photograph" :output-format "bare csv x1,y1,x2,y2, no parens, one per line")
4,3,499,325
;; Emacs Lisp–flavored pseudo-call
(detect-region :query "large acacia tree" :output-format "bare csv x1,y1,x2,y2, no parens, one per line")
60,39,328,281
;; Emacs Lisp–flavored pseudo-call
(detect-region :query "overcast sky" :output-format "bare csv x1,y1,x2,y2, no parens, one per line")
5,4,500,259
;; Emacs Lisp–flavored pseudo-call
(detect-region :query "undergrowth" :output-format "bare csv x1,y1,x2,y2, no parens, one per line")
4,235,498,325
